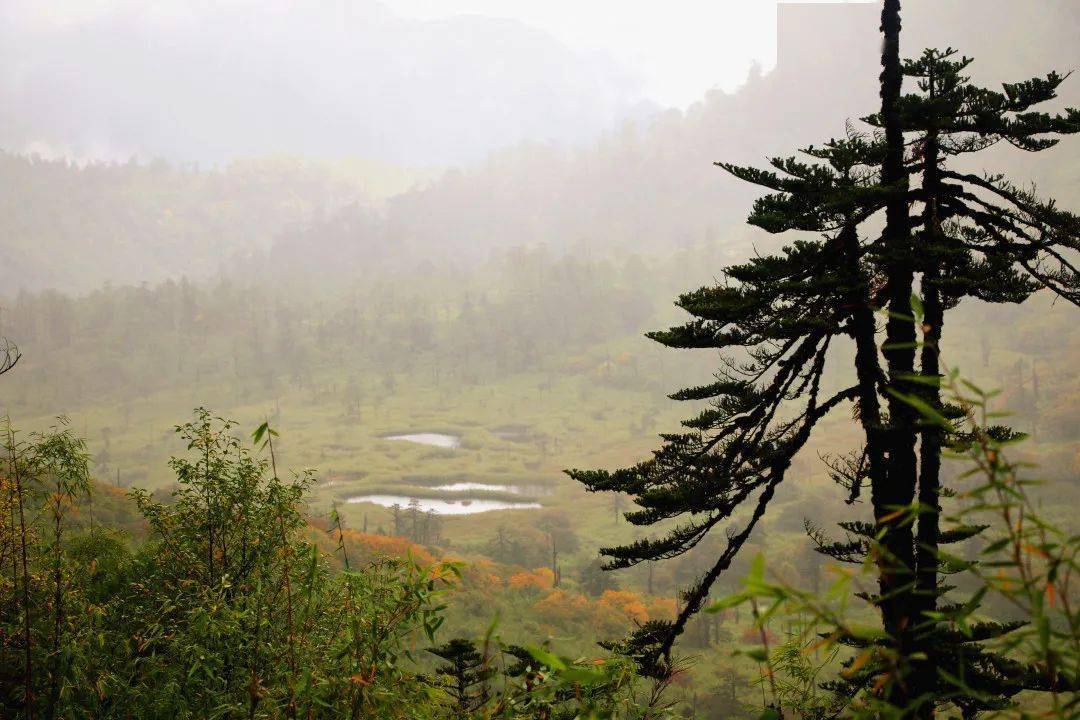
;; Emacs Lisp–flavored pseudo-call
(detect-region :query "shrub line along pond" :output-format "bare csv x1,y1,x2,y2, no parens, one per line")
344,494,542,515
432,482,551,495
349,431,549,513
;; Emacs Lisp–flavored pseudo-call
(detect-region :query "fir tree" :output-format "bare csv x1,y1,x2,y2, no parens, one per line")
426,638,493,715
568,136,877,674
866,46,1076,714
568,19,1080,718
875,5,921,708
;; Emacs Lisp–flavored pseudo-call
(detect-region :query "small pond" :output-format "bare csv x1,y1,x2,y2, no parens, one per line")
433,482,551,496
346,494,541,515
383,432,461,449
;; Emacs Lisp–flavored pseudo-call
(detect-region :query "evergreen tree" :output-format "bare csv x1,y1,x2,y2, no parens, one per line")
804,46,1079,713
875,5,921,708
391,502,404,536
846,46,1077,715
568,136,875,673
427,638,493,715
568,14,1080,717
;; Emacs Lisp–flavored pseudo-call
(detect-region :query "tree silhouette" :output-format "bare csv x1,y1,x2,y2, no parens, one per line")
0,338,19,377
567,11,1080,714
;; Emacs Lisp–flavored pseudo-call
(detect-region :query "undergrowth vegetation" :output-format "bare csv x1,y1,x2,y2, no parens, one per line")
1,371,1075,718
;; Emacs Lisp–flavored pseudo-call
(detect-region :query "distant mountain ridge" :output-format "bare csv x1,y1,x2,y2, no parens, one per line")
2,0,1077,293
0,153,379,292
368,0,1079,264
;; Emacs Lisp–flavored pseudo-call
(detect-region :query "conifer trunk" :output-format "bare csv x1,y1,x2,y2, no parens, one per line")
914,99,945,719
914,273,943,715
840,222,887,496
875,0,920,709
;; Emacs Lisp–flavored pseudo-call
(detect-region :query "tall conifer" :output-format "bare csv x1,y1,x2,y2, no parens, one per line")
569,8,1080,714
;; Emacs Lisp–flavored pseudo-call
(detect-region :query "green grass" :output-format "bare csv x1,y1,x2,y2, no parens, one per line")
15,299,1077,568
7,292,1078,711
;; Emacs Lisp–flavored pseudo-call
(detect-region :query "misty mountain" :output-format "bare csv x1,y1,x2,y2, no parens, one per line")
0,153,384,292
307,0,1080,265
2,0,1077,293
0,0,651,165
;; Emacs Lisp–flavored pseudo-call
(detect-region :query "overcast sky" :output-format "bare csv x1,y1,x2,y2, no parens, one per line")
387,0,875,106
1,0,882,163
12,0,874,109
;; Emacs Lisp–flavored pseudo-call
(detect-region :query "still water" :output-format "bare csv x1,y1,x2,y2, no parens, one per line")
345,494,541,515
383,433,461,449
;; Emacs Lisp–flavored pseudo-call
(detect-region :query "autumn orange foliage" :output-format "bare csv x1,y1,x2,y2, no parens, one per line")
508,567,555,592
461,558,504,594
331,528,437,565
646,596,677,620
96,484,129,500
596,589,649,624
532,588,590,623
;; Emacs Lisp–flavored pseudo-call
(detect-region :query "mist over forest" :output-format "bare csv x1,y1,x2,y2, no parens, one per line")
1,2,1078,718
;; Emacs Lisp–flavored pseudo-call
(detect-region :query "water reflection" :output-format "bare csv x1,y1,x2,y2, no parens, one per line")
433,482,550,495
345,494,541,515
383,433,461,449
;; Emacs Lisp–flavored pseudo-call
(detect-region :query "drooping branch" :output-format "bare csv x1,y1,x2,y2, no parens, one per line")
607,384,859,677
0,338,20,377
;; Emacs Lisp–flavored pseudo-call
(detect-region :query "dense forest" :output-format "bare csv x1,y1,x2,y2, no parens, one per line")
1,1,1079,718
